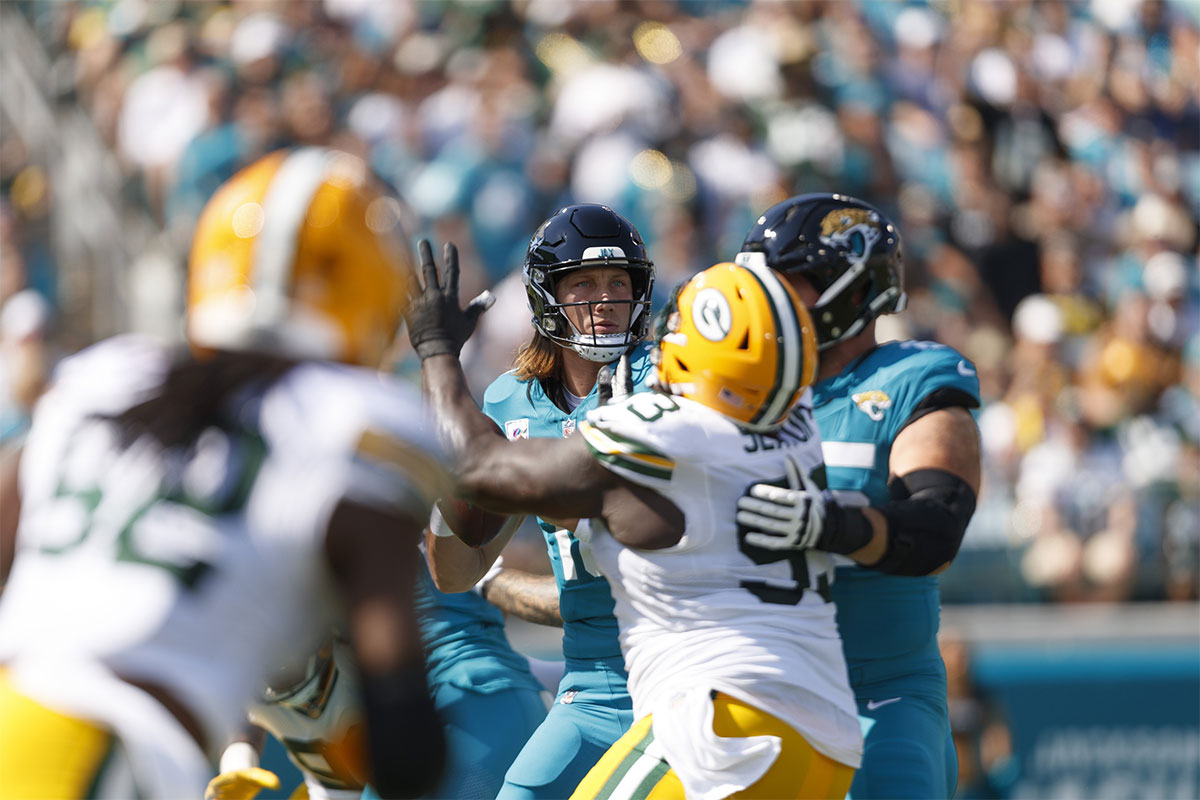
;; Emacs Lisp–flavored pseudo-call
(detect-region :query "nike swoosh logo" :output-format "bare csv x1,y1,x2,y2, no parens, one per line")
866,697,902,711
957,361,976,377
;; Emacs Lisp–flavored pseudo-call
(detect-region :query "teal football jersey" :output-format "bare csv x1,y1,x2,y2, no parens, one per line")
481,344,655,660
811,340,980,680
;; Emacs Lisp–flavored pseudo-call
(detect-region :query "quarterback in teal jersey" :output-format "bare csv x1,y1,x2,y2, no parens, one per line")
423,204,656,799
735,194,982,800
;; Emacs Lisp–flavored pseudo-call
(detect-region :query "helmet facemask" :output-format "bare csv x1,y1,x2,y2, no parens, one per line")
737,193,906,351
526,261,654,363
523,204,656,363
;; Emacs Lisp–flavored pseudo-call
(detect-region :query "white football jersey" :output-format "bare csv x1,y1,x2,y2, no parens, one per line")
580,391,861,768
0,335,444,754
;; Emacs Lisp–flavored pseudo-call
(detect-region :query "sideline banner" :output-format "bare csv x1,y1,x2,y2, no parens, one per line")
973,642,1199,799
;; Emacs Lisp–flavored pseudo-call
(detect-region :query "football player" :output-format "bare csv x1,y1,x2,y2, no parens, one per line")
423,204,656,799
408,245,863,800
0,148,445,799
208,563,549,800
735,193,982,800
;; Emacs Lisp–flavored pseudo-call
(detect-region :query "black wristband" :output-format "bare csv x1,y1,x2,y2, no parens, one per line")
816,503,874,555
409,334,460,361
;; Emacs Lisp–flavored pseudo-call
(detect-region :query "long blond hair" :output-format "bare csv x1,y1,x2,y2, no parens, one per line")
511,331,561,384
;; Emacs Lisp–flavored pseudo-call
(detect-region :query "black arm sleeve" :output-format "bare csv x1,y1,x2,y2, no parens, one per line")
866,468,977,576
360,664,446,799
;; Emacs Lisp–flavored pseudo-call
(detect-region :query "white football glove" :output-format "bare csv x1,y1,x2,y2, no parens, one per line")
735,456,827,551
473,554,505,598
597,353,634,405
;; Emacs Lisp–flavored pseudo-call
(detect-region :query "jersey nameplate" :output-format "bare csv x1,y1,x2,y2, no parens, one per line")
742,408,816,453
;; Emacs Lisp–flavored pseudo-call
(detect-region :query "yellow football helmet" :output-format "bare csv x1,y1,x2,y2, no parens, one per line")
188,148,415,367
654,262,818,430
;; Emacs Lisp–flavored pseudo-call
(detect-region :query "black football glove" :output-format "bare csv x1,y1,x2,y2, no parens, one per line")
405,239,494,361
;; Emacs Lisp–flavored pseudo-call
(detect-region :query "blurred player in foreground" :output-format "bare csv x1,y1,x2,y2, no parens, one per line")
207,563,548,800
406,242,863,799
736,193,982,799
0,148,446,799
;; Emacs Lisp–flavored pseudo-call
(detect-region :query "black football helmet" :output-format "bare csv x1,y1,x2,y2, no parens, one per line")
523,204,655,363
736,193,905,350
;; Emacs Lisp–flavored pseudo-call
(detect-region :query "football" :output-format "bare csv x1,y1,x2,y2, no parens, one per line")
436,496,510,547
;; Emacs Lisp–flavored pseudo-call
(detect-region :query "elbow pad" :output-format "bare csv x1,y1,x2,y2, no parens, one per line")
870,469,976,576
360,664,446,799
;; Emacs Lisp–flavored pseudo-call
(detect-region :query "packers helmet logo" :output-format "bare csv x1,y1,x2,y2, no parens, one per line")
819,208,883,265
692,288,733,342
852,390,891,422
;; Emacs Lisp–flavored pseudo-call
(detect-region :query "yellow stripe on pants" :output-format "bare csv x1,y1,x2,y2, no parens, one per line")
571,692,855,800
0,668,117,800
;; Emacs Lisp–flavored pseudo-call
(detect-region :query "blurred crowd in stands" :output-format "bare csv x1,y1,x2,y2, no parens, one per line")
2,0,1197,605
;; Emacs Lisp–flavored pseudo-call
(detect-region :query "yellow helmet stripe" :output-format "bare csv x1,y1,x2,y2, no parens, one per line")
252,147,335,330
741,262,803,427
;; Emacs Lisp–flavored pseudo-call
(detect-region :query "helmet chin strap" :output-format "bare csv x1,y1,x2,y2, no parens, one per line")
571,336,627,363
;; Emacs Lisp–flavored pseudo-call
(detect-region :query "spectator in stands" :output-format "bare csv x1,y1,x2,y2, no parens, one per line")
5,0,1198,606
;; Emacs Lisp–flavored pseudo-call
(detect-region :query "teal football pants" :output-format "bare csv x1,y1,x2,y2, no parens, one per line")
497,656,633,800
362,681,547,800
848,677,958,800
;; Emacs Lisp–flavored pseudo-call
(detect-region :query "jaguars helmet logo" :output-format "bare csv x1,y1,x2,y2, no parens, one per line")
852,390,891,422
819,208,883,267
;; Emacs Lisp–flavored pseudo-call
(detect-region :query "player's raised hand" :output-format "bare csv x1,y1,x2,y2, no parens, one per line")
736,457,827,551
405,239,495,360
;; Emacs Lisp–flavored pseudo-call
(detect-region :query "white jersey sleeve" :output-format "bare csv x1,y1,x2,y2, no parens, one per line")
267,363,448,527
580,391,728,490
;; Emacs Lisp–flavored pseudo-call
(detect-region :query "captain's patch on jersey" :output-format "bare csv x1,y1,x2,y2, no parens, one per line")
505,418,530,440
852,390,891,421
579,420,675,482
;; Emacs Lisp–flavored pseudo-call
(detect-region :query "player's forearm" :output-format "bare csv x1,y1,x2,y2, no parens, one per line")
842,507,887,566
425,529,490,592
419,356,547,513
424,522,514,593
421,354,504,458
481,569,563,627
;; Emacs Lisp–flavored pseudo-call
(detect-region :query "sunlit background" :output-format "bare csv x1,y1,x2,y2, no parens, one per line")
1,1,1197,797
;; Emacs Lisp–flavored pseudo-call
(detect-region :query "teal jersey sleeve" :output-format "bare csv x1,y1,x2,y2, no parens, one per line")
811,340,980,678
812,340,980,508
479,344,655,660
